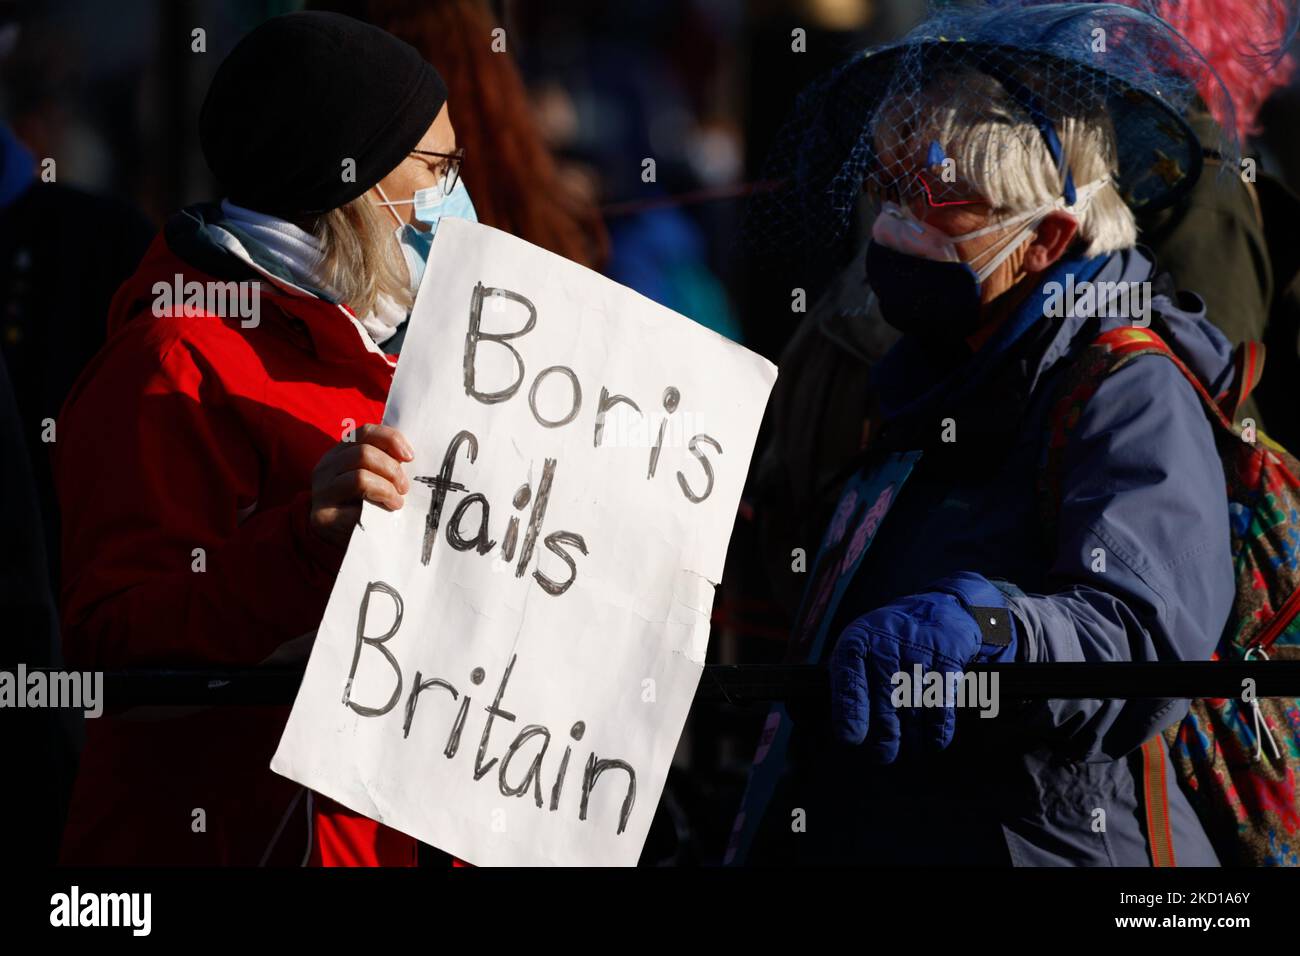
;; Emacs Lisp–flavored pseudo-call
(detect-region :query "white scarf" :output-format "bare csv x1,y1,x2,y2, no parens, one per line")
218,199,408,344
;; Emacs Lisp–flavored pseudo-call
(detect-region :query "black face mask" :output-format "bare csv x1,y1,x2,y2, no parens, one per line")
865,239,984,342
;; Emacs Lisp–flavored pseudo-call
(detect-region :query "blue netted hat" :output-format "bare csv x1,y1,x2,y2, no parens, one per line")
747,1,1236,264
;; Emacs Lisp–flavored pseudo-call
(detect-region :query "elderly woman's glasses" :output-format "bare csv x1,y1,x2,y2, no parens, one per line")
410,147,466,196
866,168,984,213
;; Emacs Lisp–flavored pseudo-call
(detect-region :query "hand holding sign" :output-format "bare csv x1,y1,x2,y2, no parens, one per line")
272,220,776,866
309,424,415,547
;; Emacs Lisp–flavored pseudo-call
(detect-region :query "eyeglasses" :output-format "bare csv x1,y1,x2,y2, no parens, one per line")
409,147,465,196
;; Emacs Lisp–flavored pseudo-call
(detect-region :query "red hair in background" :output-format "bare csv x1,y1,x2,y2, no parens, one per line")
1127,0,1298,140
309,0,609,271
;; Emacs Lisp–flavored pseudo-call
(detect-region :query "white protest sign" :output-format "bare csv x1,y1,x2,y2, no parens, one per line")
271,219,776,866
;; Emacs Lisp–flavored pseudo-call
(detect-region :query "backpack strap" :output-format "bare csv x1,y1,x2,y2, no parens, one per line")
1140,735,1178,867
1218,340,1265,424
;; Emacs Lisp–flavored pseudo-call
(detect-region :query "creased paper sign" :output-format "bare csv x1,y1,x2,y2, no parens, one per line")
271,219,776,866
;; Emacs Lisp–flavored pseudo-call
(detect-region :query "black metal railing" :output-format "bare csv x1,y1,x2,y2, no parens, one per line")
8,661,1300,707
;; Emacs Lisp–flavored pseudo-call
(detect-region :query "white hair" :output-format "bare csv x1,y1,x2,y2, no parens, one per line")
875,69,1137,256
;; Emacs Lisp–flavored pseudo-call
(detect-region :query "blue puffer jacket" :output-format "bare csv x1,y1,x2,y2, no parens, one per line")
757,247,1235,866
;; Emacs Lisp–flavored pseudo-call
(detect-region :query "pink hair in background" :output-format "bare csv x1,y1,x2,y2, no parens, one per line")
1124,0,1298,140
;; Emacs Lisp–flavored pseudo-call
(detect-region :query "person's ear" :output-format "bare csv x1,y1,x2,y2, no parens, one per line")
1022,210,1078,273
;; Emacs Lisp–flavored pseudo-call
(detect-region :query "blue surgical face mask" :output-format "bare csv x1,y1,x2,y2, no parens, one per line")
374,175,477,295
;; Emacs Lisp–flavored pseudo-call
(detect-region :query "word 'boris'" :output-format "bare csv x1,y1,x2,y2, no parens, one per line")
343,581,637,836
464,283,723,504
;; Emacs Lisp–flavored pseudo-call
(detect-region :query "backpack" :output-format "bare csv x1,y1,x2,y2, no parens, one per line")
1042,324,1300,866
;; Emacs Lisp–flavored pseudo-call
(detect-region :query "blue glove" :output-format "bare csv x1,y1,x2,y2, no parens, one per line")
829,572,1018,762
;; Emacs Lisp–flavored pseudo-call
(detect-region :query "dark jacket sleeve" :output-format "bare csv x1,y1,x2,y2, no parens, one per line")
54,322,345,670
1004,354,1234,760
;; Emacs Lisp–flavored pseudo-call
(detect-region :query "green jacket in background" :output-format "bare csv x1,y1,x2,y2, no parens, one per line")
1138,108,1300,450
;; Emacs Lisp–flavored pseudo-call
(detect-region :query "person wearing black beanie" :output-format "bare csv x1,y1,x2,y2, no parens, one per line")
200,11,448,216
198,9,476,346
54,12,475,869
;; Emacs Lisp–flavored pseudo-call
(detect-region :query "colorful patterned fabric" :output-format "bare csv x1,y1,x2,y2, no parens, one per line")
1044,324,1300,866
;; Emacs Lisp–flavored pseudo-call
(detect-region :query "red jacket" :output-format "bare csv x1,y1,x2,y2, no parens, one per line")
55,206,416,865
